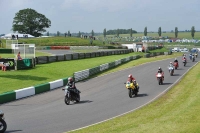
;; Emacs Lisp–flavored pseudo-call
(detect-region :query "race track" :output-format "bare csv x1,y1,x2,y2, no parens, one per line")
1,55,199,133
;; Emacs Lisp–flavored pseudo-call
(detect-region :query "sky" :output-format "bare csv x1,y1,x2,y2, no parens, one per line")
0,0,200,34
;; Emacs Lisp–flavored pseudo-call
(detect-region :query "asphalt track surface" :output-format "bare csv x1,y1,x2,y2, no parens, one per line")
1,54,199,133
37,50,75,55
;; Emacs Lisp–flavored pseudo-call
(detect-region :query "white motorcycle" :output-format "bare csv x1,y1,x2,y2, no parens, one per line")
168,66,174,76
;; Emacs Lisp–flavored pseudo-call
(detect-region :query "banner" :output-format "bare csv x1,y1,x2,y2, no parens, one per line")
0,59,15,70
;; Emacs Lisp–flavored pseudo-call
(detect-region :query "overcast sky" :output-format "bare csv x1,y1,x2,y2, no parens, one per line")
0,0,200,34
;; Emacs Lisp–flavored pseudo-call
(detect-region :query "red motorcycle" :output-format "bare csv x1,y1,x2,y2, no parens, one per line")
173,62,179,69
156,72,164,85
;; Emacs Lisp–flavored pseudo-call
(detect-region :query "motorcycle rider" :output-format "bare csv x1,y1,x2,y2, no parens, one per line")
168,62,174,72
195,52,198,58
182,55,187,62
192,54,195,61
174,58,179,67
157,67,164,80
174,58,178,63
127,74,139,92
66,77,79,95
189,53,192,60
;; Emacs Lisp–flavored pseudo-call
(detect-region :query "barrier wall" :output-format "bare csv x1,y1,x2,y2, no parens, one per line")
35,49,134,65
0,78,69,104
74,55,141,82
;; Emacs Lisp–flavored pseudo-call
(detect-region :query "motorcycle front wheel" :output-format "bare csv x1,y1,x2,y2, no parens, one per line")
128,89,133,98
64,94,70,105
0,118,7,133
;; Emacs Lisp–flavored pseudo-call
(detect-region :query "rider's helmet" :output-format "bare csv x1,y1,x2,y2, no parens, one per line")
170,62,172,64
158,67,161,70
128,74,133,78
68,77,73,82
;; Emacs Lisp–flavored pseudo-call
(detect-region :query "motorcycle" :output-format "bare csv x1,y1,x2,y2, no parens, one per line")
195,53,198,58
189,55,192,60
62,86,81,105
192,56,195,62
183,59,187,66
173,62,179,69
124,81,138,98
168,66,174,76
0,110,7,133
156,72,163,85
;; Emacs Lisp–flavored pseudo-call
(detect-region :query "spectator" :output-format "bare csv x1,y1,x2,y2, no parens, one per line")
17,52,22,60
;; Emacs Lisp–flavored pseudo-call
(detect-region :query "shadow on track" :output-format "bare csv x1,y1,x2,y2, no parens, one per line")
176,68,184,70
162,83,172,85
172,74,181,76
135,93,148,97
76,100,93,104
5,130,23,133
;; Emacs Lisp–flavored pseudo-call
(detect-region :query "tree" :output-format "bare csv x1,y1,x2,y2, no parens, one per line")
68,31,71,37
106,29,137,35
78,31,81,37
144,27,147,36
57,31,60,36
158,27,161,37
91,30,94,36
103,28,106,38
191,26,195,39
12,8,51,37
117,29,119,37
46,31,49,36
130,28,132,37
175,27,178,38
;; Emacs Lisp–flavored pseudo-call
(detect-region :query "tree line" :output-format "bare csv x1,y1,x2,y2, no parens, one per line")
11,8,197,39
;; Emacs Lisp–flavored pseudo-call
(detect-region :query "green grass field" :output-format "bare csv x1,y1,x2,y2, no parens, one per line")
0,37,105,47
0,52,182,94
68,55,200,133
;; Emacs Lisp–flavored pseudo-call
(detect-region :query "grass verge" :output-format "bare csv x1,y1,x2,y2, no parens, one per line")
68,58,200,133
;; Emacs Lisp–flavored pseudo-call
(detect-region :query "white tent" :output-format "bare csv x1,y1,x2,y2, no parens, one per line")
2,33,35,39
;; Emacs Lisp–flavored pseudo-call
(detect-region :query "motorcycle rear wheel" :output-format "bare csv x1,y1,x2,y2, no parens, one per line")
0,118,7,133
76,94,80,103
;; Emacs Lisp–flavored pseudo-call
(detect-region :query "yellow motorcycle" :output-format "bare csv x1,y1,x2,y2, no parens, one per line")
195,53,198,58
125,81,139,98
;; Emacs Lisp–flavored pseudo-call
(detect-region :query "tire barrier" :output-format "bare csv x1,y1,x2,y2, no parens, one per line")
35,49,134,65
74,69,89,82
143,52,167,58
0,78,70,104
74,55,141,82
